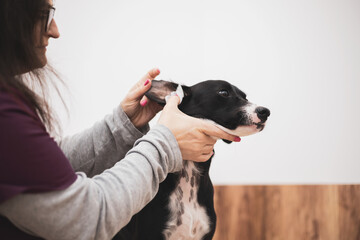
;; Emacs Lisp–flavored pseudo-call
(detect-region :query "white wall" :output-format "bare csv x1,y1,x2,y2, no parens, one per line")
48,0,360,184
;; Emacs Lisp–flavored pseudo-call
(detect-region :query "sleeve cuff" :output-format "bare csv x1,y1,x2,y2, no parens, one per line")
115,105,150,139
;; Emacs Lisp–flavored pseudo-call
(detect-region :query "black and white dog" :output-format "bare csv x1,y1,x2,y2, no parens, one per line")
114,80,270,240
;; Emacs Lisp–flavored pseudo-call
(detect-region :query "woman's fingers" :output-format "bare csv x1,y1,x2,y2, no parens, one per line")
144,68,161,80
201,145,214,155
164,94,181,108
140,96,148,107
128,68,160,101
200,122,240,142
203,134,217,145
130,78,152,101
198,151,214,162
138,68,160,85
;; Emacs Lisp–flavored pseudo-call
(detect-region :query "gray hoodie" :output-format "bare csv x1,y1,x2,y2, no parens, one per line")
0,105,183,239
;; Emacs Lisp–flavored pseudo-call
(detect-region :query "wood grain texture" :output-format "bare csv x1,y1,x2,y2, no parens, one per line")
213,185,360,240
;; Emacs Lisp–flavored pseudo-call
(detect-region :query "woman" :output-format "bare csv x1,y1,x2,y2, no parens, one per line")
0,1,240,239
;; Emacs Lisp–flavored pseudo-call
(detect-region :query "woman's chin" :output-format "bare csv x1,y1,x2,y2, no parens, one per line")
33,57,48,70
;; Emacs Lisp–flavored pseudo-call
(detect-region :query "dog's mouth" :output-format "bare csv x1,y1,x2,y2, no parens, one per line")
253,122,265,131
204,119,267,139
200,113,267,137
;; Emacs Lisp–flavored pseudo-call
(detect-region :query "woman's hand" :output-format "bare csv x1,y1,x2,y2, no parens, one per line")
121,68,163,129
158,95,241,162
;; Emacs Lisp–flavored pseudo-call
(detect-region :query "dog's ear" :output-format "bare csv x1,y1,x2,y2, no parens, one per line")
145,80,191,106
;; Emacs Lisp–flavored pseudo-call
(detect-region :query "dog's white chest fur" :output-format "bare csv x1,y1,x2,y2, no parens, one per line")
163,161,210,240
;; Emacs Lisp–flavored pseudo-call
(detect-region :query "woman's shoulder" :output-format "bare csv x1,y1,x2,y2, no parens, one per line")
0,87,42,126
0,87,77,204
1,87,29,109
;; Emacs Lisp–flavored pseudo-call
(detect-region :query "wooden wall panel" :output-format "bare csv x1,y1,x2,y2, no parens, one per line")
213,185,360,240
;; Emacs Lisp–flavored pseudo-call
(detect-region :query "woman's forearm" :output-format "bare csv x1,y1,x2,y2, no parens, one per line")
58,105,149,177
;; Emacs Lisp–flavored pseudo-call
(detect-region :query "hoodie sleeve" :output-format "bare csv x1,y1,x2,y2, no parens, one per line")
58,105,150,177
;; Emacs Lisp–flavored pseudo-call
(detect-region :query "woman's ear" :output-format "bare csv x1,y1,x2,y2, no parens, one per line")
145,80,191,106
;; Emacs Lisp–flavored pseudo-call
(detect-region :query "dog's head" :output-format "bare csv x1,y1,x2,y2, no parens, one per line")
146,80,270,140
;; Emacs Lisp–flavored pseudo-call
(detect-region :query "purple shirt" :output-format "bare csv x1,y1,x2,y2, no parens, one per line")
0,88,77,238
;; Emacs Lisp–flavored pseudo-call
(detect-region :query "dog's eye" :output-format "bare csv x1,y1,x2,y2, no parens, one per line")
218,90,229,97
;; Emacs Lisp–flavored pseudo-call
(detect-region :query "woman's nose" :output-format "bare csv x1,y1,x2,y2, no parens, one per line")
48,19,60,39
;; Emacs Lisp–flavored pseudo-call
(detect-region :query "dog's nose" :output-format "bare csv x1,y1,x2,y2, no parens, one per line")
255,107,270,122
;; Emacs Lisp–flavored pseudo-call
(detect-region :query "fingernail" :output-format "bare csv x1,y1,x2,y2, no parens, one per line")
144,79,150,86
156,68,160,74
234,137,241,142
140,100,148,107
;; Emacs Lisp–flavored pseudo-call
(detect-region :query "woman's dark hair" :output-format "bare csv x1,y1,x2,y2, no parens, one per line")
0,0,65,135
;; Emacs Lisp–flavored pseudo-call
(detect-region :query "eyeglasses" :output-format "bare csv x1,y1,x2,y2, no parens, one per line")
45,7,56,32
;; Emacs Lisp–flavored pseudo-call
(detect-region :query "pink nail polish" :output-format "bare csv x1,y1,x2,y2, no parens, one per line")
144,79,150,86
156,69,160,74
140,100,148,107
234,137,241,142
